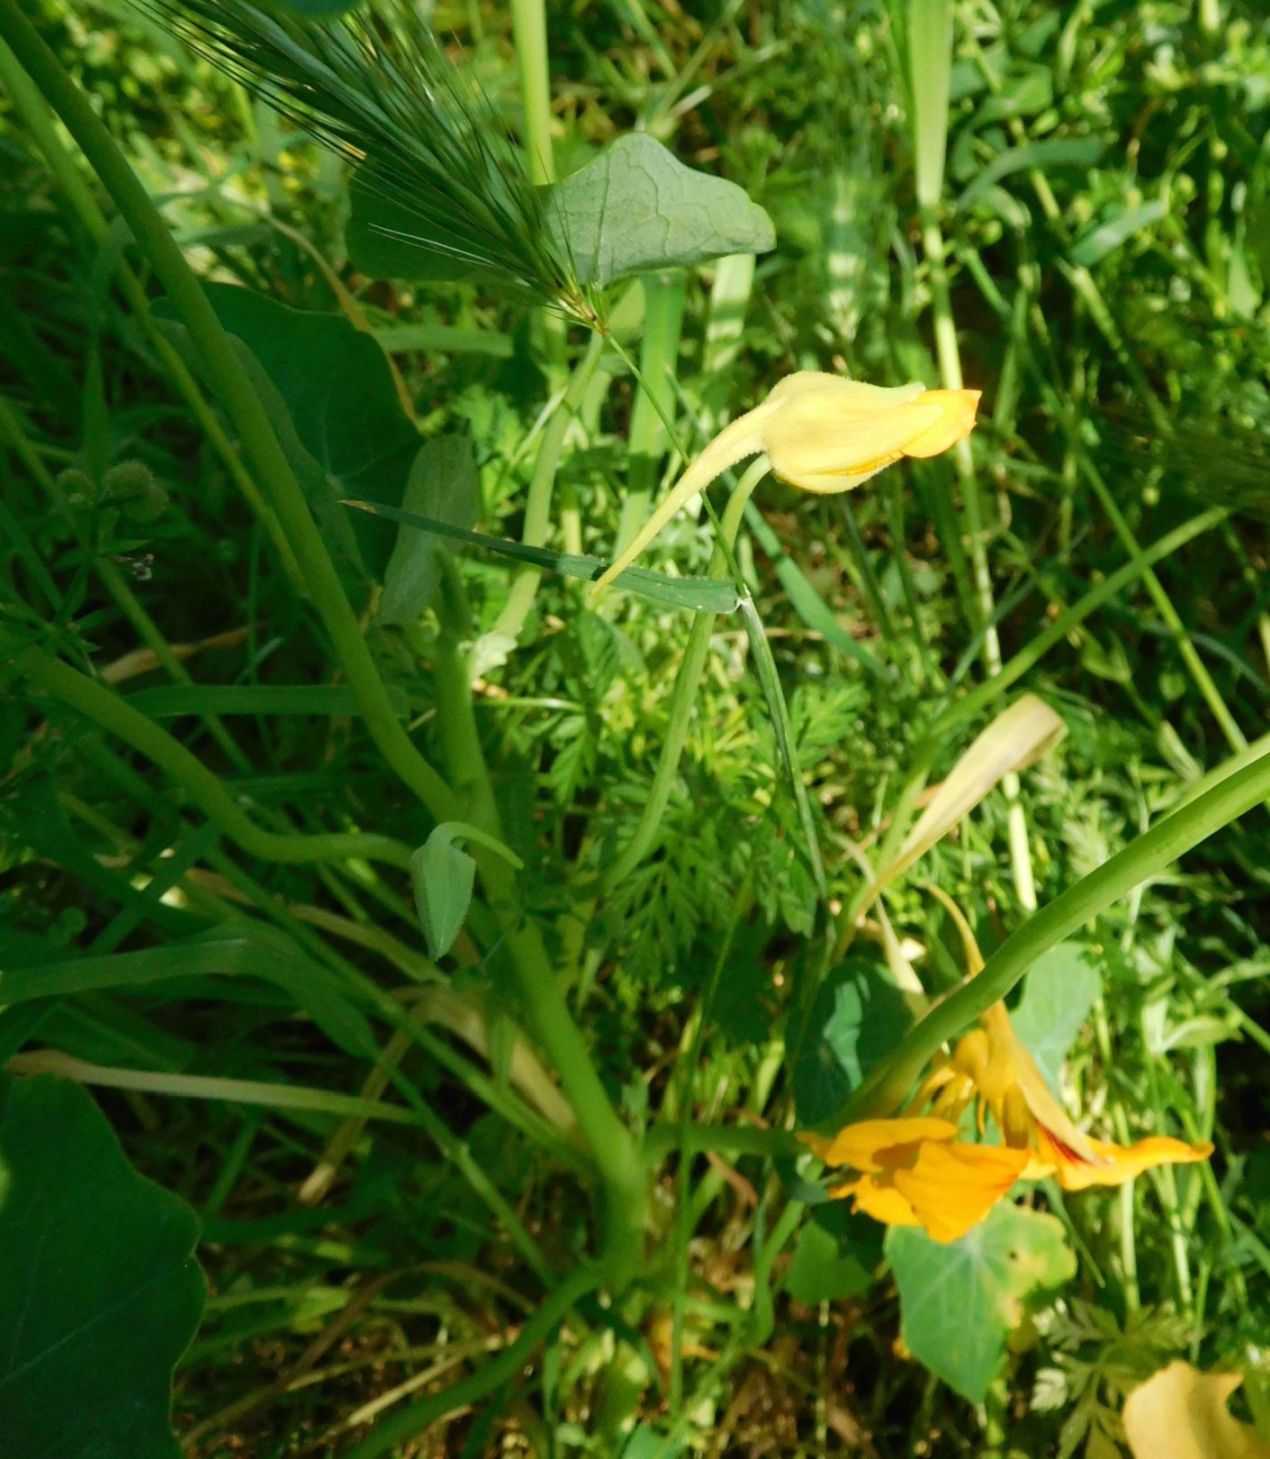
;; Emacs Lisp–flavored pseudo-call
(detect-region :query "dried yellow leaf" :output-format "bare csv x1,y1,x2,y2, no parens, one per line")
1123,1361,1270,1459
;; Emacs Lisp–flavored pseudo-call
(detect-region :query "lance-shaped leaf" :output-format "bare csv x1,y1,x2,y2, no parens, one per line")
876,694,1066,891
346,500,741,615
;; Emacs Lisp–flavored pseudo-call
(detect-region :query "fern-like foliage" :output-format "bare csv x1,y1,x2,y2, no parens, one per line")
150,0,590,316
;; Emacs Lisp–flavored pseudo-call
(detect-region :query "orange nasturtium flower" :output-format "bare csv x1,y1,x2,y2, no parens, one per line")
593,373,980,591
804,906,1212,1243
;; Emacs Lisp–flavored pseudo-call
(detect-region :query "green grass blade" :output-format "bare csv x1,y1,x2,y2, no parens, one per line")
908,0,953,211
743,502,895,681
738,593,827,897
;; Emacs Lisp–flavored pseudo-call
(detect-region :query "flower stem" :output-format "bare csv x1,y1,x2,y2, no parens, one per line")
509,0,555,187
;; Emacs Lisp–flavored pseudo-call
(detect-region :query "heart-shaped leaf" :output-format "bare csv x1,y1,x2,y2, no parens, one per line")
887,1202,1074,1402
0,1075,205,1457
349,133,775,289
549,134,775,287
157,285,419,578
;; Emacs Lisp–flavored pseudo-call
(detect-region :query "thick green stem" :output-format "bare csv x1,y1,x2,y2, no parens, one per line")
433,559,645,1293
0,0,458,826
509,0,555,186
826,746,1270,1127
497,911,645,1285
5,631,415,872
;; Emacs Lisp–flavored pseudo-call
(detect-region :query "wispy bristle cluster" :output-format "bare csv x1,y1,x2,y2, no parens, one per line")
149,0,586,314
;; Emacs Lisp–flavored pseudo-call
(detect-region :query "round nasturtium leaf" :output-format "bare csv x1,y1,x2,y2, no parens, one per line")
887,1202,1075,1403
0,1076,206,1458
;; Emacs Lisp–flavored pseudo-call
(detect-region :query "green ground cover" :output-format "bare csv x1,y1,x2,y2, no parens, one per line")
1,0,1268,1454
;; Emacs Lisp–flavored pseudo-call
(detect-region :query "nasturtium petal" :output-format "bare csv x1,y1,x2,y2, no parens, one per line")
1123,1361,1270,1459
1046,1130,1214,1191
893,1141,1030,1244
806,1115,959,1171
834,1174,921,1229
900,389,982,457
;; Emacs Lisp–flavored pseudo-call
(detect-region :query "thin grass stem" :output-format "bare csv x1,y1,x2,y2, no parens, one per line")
3,628,418,871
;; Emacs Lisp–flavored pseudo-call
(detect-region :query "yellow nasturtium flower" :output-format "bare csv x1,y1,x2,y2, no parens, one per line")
804,899,1212,1243
594,372,981,591
802,1117,1029,1245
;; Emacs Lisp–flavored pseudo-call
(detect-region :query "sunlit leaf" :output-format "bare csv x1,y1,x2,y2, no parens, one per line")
550,134,775,287
888,1203,1075,1402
